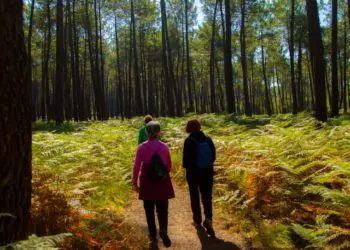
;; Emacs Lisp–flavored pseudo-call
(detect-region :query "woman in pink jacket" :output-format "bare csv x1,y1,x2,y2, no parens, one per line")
133,121,175,248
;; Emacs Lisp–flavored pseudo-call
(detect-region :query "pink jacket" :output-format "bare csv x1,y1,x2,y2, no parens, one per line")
133,139,175,200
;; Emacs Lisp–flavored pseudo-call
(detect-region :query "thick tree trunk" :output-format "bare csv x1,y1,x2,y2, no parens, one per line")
55,0,64,124
331,0,339,117
306,0,328,121
224,0,235,113
0,0,32,245
240,0,252,116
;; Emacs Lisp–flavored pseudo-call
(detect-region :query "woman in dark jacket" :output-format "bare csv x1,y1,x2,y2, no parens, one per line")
183,119,216,237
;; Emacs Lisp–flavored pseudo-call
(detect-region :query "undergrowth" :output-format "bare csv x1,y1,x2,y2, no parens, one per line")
31,114,350,249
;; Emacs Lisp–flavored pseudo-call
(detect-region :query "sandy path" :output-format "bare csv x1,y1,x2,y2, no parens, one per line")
124,185,245,250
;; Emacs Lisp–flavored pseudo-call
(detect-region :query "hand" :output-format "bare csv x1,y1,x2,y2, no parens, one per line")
133,185,140,193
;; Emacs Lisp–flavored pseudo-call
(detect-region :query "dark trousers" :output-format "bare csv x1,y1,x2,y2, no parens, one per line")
186,169,213,224
143,200,169,239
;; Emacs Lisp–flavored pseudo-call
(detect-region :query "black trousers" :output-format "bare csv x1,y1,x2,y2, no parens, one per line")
143,200,169,239
186,168,214,224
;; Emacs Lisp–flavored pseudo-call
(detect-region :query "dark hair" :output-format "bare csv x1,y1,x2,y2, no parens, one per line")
186,119,201,133
144,115,153,124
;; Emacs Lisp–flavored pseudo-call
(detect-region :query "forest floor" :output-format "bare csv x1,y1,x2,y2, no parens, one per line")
125,184,244,250
28,113,350,250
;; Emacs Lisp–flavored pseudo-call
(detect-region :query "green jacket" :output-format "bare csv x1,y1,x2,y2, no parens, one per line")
138,126,148,144
138,125,161,144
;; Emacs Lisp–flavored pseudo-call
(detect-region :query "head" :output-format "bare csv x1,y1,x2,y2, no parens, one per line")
146,121,161,139
186,119,201,134
144,115,153,125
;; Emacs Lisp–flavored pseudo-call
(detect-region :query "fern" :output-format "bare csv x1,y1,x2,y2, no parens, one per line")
1,233,72,250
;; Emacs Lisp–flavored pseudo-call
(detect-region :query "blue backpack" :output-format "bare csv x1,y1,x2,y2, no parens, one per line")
192,137,214,169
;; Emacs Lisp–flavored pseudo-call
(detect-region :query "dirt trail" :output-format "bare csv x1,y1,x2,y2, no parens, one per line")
124,185,245,250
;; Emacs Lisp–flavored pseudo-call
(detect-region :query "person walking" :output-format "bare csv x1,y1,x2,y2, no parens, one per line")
133,121,175,247
138,115,153,144
183,119,216,237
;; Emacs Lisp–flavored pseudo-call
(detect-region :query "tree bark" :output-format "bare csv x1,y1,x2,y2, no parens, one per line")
240,0,252,116
344,14,348,113
114,14,124,119
306,0,328,121
185,0,194,112
224,0,236,113
160,0,175,116
0,0,32,245
209,0,218,113
261,45,272,116
28,0,36,122
55,0,64,124
290,0,298,114
331,0,339,117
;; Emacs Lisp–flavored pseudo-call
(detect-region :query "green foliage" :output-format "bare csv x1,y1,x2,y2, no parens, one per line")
32,114,350,249
1,233,72,250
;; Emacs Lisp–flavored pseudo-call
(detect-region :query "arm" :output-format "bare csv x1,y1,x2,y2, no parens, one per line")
132,146,142,186
182,137,196,169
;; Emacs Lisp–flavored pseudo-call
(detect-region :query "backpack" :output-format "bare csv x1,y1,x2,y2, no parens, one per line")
148,152,168,182
192,137,214,169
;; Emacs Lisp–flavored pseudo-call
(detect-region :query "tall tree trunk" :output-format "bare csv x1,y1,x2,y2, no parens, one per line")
240,0,252,116
209,0,218,113
73,0,84,120
68,0,78,121
224,0,236,113
185,0,194,112
45,0,52,120
306,0,328,121
160,0,175,116
290,0,298,114
28,0,36,122
0,0,32,245
98,0,106,118
344,14,348,113
64,10,72,121
331,0,339,117
55,0,64,124
261,45,272,116
93,0,106,120
297,38,304,111
130,0,142,115
41,39,46,119
114,14,124,119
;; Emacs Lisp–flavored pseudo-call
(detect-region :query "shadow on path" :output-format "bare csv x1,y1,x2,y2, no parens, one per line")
196,226,241,250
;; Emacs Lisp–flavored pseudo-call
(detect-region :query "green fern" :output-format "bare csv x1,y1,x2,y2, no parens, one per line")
1,233,72,250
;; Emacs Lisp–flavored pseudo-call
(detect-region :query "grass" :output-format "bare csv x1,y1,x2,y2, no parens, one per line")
31,113,350,249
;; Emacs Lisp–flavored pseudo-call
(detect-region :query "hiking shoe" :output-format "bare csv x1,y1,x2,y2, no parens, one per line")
159,232,172,248
203,219,215,237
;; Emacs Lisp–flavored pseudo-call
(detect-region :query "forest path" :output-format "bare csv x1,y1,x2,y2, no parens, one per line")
124,184,245,250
